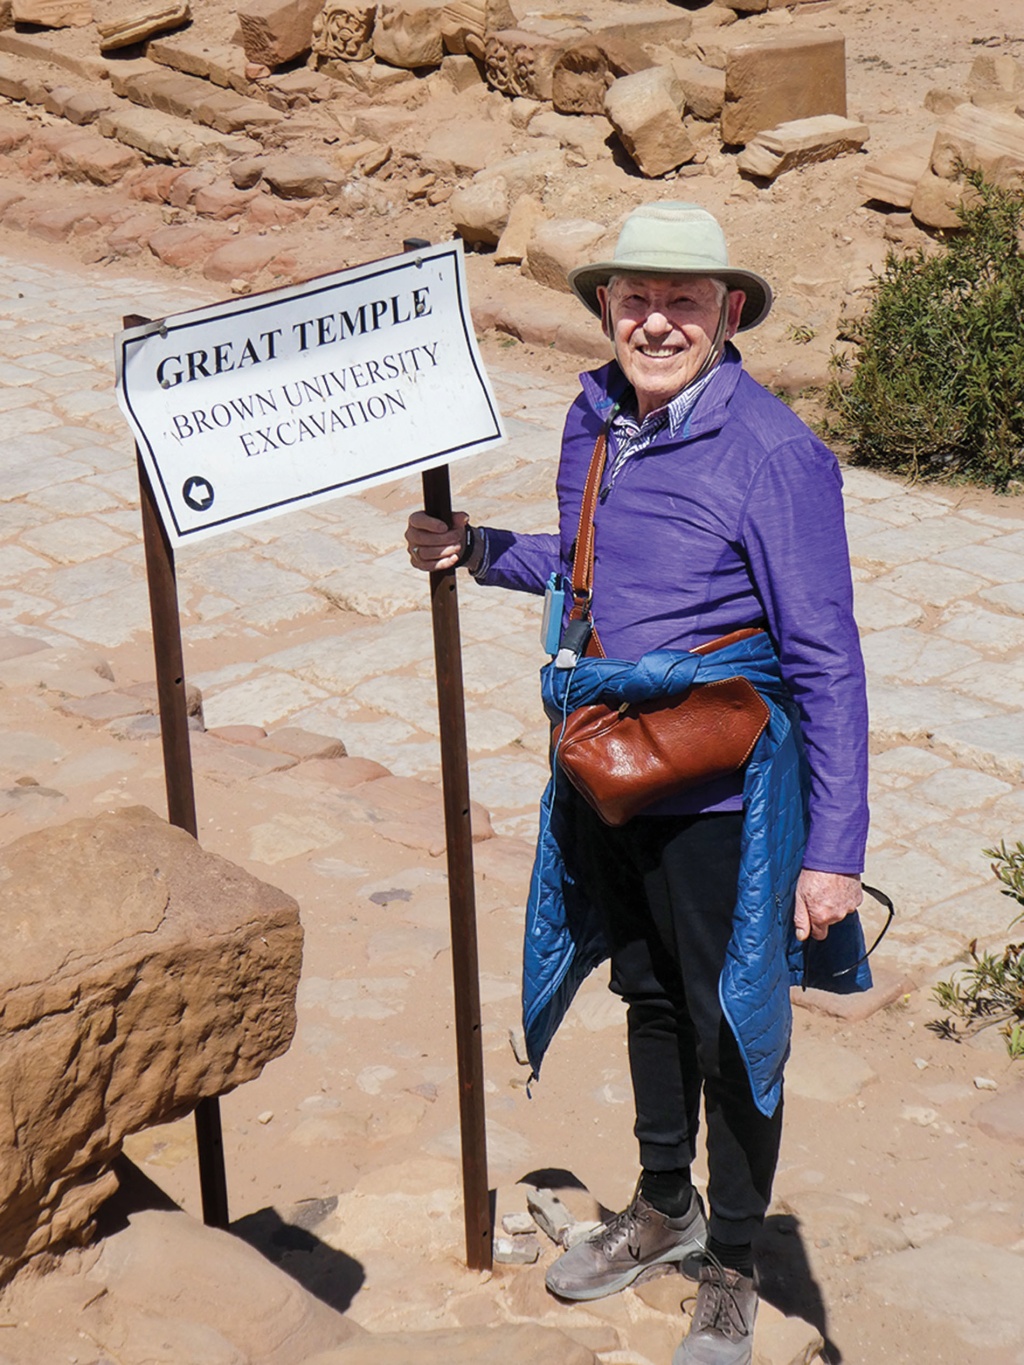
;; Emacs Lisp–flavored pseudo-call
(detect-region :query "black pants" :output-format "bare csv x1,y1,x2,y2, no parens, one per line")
571,791,783,1246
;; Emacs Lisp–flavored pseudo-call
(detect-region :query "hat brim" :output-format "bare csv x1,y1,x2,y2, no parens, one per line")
568,262,773,332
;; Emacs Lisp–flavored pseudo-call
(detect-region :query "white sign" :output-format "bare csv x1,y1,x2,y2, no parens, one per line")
115,241,505,546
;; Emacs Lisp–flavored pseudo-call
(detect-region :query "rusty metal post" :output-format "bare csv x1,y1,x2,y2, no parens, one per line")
404,240,492,1271
127,313,230,1231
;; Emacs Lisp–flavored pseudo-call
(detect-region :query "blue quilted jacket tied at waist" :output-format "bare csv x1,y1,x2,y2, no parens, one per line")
523,631,871,1118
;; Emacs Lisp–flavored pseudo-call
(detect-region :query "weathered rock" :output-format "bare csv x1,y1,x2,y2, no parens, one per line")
373,0,444,70
661,53,725,121
203,234,284,282
911,168,978,229
930,102,1024,190
476,147,563,199
0,807,302,1279
148,223,228,266
605,66,694,178
148,31,250,93
262,152,341,197
52,132,142,185
525,216,606,292
754,1300,825,1365
441,0,513,57
440,51,483,90
494,192,545,265
967,52,1024,107
485,28,571,100
237,0,323,67
721,31,846,146
96,0,190,50
551,38,651,116
311,0,376,64
737,113,869,180
10,0,91,25
449,173,509,247
526,1187,576,1245
193,178,261,218
857,137,932,208
58,88,113,124
923,87,961,116
0,1203,365,1363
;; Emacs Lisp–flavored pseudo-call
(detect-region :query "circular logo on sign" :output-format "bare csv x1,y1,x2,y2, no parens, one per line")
182,476,215,511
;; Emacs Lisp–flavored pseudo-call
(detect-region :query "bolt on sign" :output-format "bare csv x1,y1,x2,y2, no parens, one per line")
115,240,505,546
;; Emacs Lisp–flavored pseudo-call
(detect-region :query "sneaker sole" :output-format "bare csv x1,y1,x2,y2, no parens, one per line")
545,1230,707,1303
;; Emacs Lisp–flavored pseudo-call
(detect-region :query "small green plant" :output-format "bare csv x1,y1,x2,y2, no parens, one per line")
930,841,1024,1057
826,171,1024,491
786,324,817,345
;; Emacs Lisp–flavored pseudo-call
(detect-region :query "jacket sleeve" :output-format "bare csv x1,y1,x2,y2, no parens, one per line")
473,528,561,596
740,436,869,874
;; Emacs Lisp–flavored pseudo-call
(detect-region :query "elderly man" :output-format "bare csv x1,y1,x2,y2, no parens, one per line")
406,202,870,1365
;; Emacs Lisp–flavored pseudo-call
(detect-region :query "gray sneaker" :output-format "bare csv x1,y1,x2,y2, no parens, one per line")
545,1188,707,1302
673,1258,758,1365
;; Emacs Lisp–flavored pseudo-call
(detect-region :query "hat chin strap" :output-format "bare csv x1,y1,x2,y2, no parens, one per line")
686,294,730,391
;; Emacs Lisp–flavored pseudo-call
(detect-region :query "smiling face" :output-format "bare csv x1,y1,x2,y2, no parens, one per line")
597,273,746,420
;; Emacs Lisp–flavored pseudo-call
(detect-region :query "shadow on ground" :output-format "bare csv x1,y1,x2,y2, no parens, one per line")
757,1212,841,1364
233,1198,366,1315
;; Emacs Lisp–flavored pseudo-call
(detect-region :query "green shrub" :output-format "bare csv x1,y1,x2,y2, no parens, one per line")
930,841,1024,1058
826,173,1024,491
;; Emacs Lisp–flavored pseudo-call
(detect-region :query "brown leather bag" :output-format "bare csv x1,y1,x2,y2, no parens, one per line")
553,428,770,827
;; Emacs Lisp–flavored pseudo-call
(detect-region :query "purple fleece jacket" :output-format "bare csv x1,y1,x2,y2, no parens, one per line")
475,345,869,874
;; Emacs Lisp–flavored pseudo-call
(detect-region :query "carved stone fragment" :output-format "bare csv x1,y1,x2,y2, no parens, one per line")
311,0,376,63
440,0,514,57
484,28,569,101
373,0,445,70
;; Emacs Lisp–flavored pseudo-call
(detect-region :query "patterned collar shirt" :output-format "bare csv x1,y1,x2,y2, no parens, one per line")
604,363,721,493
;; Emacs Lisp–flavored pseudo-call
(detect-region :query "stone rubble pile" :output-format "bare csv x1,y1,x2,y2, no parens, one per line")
858,51,1024,228
0,0,871,307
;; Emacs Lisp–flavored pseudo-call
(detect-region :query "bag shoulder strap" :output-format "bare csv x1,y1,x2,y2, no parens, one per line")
568,428,609,658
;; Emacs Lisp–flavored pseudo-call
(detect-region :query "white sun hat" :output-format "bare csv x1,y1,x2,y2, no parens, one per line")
568,201,773,331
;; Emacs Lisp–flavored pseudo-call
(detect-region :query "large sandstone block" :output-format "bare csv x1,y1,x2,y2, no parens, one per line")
0,806,302,1278
373,0,444,70
551,38,650,116
237,0,323,67
736,113,868,179
604,66,694,178
311,0,376,64
476,147,563,200
97,0,190,50
857,137,932,209
911,169,979,230
441,0,513,57
930,103,1024,190
525,217,607,292
484,28,570,100
11,0,91,23
968,51,1024,111
721,31,846,146
661,53,725,121
449,173,509,246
